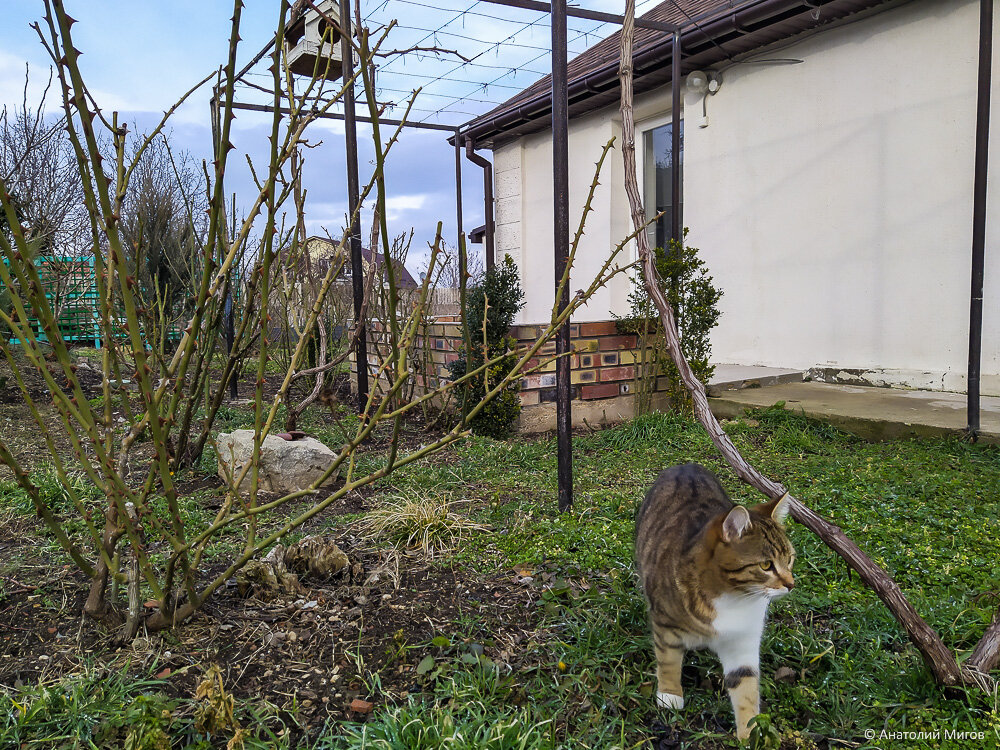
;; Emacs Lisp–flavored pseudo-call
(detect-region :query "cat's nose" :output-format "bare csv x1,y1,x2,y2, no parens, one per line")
782,576,795,591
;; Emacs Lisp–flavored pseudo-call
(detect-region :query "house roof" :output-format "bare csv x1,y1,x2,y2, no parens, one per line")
302,236,419,288
458,0,899,148
359,245,419,288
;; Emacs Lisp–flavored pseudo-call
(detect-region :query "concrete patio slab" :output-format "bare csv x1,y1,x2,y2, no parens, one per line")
708,364,804,394
709,381,1000,444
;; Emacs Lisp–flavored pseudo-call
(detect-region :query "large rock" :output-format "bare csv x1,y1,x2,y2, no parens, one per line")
215,429,339,495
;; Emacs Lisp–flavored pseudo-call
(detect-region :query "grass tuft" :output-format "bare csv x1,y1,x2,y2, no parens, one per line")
596,410,691,451
360,491,490,556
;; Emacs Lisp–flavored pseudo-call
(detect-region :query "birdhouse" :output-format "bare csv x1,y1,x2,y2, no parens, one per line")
284,0,347,79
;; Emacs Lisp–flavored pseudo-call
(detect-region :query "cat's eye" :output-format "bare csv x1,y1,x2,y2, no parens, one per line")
759,561,774,571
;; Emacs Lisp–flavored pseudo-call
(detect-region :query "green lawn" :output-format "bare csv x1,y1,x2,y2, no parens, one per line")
2,408,999,749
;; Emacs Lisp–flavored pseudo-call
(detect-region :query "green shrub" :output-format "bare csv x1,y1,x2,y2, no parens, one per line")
617,229,722,414
449,255,525,439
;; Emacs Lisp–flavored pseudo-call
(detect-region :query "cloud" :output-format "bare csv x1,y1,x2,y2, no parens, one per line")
384,193,427,219
0,51,60,114
309,118,347,137
302,200,350,237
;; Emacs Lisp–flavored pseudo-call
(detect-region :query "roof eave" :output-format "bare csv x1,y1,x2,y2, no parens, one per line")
458,0,898,148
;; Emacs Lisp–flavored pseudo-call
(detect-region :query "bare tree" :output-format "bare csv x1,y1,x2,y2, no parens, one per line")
419,242,484,288
1,67,94,337
118,130,211,346
0,66,88,258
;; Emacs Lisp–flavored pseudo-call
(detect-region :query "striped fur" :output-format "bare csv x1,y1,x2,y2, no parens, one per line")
635,463,795,740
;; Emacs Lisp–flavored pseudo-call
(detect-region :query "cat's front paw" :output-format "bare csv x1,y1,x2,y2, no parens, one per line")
656,691,684,710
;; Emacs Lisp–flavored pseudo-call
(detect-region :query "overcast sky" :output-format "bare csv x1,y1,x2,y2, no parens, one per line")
1,0,656,274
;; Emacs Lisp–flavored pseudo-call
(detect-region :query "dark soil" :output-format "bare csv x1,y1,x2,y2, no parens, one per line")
0,352,538,740
0,513,541,737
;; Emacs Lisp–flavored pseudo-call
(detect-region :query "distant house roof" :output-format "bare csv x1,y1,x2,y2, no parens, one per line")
359,245,419,288
468,224,487,244
459,0,898,148
302,236,418,288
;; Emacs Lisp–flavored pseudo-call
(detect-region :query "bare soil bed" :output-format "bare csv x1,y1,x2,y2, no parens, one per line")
1,516,540,739
0,353,562,746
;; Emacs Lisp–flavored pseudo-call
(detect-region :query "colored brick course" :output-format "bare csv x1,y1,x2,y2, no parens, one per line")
599,366,635,382
351,318,677,418
581,383,619,400
599,335,637,351
579,321,616,336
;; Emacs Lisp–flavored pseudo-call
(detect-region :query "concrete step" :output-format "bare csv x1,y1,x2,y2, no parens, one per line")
709,381,1000,444
707,364,805,396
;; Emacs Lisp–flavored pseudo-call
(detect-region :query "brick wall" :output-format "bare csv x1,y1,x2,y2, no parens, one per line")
350,318,464,400
511,321,653,407
351,318,661,415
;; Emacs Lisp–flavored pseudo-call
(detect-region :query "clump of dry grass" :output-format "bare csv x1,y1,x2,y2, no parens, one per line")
359,492,489,556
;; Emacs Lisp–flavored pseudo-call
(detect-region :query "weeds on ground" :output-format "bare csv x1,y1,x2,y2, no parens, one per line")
2,409,999,747
0,665,306,749
0,667,175,749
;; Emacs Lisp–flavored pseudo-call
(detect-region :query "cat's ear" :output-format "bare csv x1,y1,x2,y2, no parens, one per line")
771,493,791,523
721,506,752,542
754,493,791,524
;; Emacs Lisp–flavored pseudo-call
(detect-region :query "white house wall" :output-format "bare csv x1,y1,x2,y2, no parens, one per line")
494,0,999,395
682,0,1000,395
496,108,634,325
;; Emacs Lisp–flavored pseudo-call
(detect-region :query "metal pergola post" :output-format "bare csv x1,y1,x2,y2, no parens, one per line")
341,0,369,414
671,29,682,245
968,0,992,439
455,137,465,282
552,0,572,512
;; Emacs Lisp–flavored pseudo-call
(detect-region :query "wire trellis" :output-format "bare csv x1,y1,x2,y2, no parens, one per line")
233,0,666,130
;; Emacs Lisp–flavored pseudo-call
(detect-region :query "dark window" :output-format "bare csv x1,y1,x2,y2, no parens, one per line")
643,120,683,250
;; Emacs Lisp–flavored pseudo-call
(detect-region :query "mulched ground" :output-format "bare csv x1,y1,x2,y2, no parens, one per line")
0,352,544,741
0,513,542,737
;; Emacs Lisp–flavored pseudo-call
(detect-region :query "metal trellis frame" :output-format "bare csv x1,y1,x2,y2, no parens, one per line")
220,0,990,515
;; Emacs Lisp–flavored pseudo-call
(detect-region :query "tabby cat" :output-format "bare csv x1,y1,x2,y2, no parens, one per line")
635,463,795,740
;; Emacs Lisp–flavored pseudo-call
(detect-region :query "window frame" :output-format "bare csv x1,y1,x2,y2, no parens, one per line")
636,111,684,257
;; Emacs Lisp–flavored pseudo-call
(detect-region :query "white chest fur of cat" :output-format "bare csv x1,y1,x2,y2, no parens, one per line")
635,463,795,740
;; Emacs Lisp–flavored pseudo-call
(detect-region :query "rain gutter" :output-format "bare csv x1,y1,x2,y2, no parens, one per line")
457,0,885,146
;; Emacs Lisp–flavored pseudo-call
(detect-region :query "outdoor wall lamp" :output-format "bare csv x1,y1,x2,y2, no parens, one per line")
685,70,722,128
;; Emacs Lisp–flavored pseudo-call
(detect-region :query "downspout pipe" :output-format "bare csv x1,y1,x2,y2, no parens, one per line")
968,0,992,438
464,138,496,272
